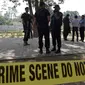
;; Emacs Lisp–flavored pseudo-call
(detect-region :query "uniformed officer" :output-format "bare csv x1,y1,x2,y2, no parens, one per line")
79,15,85,42
21,7,32,46
34,2,50,54
63,14,71,41
50,5,63,53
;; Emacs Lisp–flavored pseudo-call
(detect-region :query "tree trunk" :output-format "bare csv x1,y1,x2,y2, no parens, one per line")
35,0,38,11
27,0,33,15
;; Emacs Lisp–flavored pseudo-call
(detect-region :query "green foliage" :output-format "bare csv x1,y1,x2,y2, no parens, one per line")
9,0,64,15
63,11,80,17
0,15,13,25
0,31,24,38
5,20,13,25
0,16,6,25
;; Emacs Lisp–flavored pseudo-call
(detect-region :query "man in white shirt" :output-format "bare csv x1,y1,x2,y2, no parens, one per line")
71,15,79,42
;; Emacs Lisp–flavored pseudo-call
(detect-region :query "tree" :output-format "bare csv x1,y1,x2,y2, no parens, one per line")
1,0,7,11
23,0,33,15
35,0,38,11
11,7,18,18
4,7,18,19
0,16,6,25
63,11,80,17
0,15,13,25
63,11,80,23
9,0,65,15
58,0,64,4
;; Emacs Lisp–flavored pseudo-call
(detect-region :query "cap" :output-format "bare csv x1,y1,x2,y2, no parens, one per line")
53,5,60,9
25,7,29,10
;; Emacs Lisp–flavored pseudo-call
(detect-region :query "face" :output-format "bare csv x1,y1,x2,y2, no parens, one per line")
67,15,69,18
55,7,60,11
25,8,29,13
82,16,84,19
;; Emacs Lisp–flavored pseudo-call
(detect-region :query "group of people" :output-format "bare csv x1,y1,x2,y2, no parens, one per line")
63,14,85,42
21,1,85,54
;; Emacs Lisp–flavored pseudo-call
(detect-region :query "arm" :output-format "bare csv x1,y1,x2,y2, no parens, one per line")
59,13,63,26
46,9,50,23
47,16,50,23
21,14,25,25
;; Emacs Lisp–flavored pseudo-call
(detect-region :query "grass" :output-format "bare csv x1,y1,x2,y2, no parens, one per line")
0,31,24,38
0,30,84,38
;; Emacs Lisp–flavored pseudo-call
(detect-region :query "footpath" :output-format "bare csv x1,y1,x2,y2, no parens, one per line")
0,37,85,61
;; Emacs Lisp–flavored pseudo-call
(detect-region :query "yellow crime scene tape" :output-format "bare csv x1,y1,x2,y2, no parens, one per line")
0,60,85,85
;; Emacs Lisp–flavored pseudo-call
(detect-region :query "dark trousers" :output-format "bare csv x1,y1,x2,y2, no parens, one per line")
80,27,84,41
23,24,31,42
63,31,69,40
63,26,70,40
51,29,61,50
30,25,33,38
38,29,50,50
72,27,78,41
23,30,30,42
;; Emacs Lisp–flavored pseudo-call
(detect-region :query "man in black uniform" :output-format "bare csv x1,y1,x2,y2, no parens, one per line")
50,5,63,53
34,2,50,54
63,14,71,41
21,7,32,46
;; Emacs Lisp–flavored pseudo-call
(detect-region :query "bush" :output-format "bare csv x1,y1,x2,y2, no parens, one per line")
5,20,13,25
0,16,13,25
0,16,6,25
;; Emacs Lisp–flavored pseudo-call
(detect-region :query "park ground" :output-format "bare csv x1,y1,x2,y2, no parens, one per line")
0,35,85,85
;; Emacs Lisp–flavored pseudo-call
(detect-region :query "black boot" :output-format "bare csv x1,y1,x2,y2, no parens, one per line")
24,41,30,46
39,49,43,54
51,47,56,51
55,48,61,54
46,48,50,54
64,38,68,41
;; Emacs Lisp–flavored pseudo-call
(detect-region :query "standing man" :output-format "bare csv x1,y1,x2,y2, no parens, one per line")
21,7,32,46
71,15,79,42
79,15,85,42
63,14,71,41
50,5,63,53
34,2,50,54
